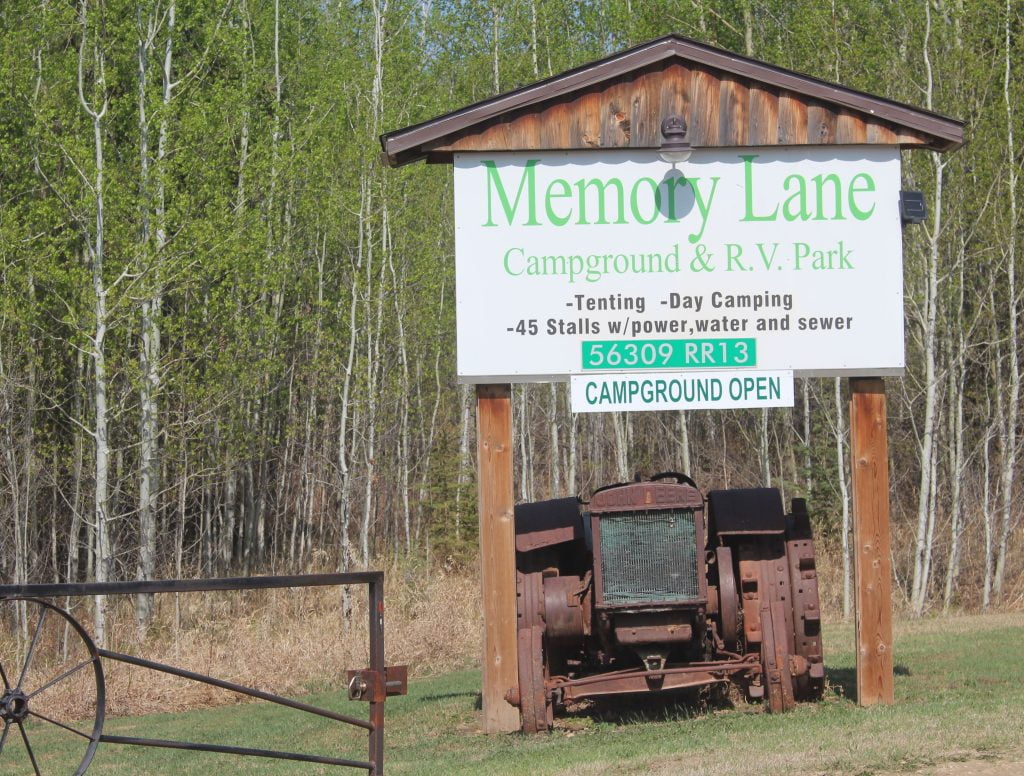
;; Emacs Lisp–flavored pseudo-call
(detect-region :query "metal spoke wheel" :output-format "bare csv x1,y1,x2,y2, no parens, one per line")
0,598,105,775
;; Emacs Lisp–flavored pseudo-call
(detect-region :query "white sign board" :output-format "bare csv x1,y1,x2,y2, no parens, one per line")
454,147,904,383
571,370,794,413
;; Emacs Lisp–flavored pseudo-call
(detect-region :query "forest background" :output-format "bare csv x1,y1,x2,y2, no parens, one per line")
0,0,1021,653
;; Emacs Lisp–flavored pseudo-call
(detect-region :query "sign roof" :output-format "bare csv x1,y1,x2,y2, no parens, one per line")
381,33,964,167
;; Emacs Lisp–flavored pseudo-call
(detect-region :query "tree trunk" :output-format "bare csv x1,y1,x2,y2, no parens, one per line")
834,378,851,619
455,383,472,542
566,383,577,495
135,0,166,632
759,409,771,486
79,0,112,647
678,411,692,475
910,2,944,616
994,0,1019,601
942,252,967,611
982,389,995,609
612,413,628,481
549,383,560,496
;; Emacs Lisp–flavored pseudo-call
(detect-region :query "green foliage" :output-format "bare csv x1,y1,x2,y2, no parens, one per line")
0,0,1020,616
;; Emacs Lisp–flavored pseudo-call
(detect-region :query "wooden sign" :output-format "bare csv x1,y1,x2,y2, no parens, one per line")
382,33,962,731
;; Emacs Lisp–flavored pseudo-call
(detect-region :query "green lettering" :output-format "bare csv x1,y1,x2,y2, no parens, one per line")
741,155,778,222
483,160,540,227
812,173,844,220
576,177,626,225
629,177,661,225
782,174,810,221
689,176,720,243
503,247,525,276
545,179,572,226
848,173,876,220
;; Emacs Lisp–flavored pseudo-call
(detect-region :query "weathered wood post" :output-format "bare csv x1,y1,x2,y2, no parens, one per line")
475,384,520,731
849,376,895,705
380,33,963,731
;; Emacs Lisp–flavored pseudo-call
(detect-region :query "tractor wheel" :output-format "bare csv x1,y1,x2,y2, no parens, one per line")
784,500,825,701
515,570,552,733
758,597,796,713
714,546,740,652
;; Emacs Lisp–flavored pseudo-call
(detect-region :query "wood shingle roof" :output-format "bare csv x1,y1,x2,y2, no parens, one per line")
381,33,964,167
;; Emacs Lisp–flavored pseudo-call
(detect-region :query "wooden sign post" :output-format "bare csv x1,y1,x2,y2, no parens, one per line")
475,384,520,731
849,377,895,705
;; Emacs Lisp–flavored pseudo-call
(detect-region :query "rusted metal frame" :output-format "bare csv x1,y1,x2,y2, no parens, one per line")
0,574,393,775
514,497,582,553
590,515,606,606
593,600,706,612
0,572,383,599
554,661,756,701
737,544,763,647
559,672,723,701
547,657,758,690
96,649,374,731
99,735,374,770
368,573,385,774
612,615,692,646
348,666,408,702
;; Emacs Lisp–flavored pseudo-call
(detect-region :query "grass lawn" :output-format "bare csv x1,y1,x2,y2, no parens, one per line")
3,613,1022,775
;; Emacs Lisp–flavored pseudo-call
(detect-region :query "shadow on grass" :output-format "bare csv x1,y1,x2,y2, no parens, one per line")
827,664,911,699
557,686,735,727
418,691,481,704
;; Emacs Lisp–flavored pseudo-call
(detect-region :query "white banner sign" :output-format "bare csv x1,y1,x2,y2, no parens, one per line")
454,147,904,383
571,370,794,413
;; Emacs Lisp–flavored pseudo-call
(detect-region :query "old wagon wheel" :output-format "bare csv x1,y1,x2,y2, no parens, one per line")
1,598,105,775
515,570,552,733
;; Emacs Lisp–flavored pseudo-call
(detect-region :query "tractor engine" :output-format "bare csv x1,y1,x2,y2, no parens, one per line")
509,473,824,733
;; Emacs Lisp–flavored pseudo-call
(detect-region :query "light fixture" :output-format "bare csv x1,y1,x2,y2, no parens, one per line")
659,116,692,164
899,190,927,225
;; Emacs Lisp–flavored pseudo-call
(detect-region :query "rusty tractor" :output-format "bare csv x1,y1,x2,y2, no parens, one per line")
507,473,824,732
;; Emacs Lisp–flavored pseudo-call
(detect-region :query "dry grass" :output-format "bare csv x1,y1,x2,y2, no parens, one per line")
0,559,482,720
3,548,1020,725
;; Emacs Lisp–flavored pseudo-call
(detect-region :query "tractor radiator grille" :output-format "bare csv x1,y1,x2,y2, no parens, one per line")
598,510,699,605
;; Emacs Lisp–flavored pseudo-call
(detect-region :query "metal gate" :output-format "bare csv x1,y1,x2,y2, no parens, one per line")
0,572,406,775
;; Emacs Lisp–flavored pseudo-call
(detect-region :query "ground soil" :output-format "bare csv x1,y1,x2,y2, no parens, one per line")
905,758,1024,776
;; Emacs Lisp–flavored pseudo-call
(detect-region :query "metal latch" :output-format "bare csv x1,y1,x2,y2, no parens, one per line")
347,665,408,702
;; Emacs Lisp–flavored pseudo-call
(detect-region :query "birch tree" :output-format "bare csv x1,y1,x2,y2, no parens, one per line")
909,0,946,616
78,0,113,645
134,0,160,630
993,0,1020,602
